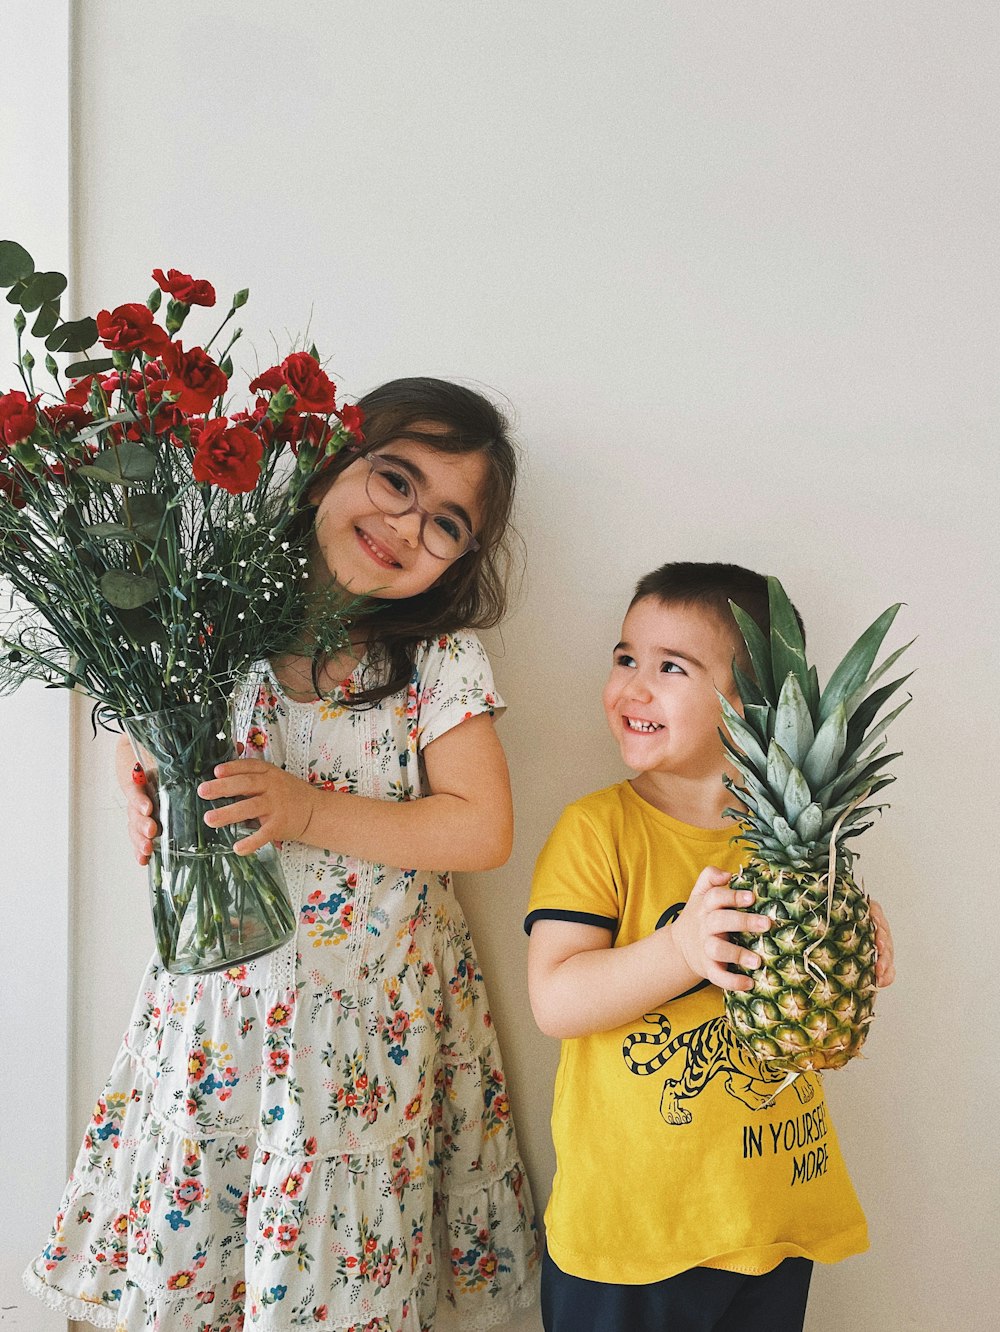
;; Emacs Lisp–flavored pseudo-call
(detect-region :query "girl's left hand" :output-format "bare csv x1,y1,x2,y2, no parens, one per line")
198,759,318,855
869,898,896,988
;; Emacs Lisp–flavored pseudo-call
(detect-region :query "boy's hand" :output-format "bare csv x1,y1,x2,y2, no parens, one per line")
672,866,771,993
869,897,896,987
198,758,319,855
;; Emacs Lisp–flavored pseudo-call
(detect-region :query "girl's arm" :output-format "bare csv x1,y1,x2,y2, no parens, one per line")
528,868,771,1039
197,712,513,872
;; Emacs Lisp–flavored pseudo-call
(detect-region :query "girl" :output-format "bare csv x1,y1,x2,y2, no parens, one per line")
24,378,540,1332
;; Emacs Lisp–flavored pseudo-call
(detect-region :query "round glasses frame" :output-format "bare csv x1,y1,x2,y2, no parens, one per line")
363,456,480,560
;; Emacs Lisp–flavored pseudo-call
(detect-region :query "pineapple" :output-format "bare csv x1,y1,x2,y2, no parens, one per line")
719,578,911,1073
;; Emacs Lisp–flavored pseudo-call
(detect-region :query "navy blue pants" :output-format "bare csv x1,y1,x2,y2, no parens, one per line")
541,1249,813,1332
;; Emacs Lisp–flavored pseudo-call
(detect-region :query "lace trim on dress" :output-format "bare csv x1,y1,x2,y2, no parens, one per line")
22,1266,118,1329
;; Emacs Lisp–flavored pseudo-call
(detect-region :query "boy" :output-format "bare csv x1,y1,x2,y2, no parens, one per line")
526,562,894,1332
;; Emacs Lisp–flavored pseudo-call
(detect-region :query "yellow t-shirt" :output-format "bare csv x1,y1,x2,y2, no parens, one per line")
526,781,869,1284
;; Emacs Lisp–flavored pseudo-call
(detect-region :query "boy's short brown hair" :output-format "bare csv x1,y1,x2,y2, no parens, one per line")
630,561,805,677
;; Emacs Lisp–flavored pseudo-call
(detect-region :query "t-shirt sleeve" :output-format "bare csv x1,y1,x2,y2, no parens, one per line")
525,800,621,936
416,631,506,751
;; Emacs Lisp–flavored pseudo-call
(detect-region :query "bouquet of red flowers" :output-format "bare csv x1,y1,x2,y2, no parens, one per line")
0,240,363,973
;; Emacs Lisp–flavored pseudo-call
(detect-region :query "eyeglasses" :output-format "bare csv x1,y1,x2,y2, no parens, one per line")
364,456,480,560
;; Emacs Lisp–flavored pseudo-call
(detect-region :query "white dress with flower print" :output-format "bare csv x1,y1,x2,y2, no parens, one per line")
24,633,539,1332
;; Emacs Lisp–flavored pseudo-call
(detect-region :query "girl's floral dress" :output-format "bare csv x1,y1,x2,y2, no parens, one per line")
24,633,539,1332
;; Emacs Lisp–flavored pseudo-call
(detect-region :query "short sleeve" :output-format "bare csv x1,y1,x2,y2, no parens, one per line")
525,800,621,936
415,631,506,751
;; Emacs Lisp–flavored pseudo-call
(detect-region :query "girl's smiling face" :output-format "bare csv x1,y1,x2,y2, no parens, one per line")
310,425,488,600
602,596,743,786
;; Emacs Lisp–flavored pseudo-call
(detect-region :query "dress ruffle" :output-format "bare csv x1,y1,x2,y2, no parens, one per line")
24,950,538,1330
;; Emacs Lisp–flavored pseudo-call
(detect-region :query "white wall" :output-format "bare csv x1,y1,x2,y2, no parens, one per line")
7,3,998,1329
0,6,72,1331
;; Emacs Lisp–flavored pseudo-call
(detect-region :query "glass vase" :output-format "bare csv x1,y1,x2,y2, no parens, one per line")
122,698,296,975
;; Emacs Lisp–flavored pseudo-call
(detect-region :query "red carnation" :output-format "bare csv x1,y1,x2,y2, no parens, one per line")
248,354,336,413
247,365,285,396
162,342,228,414
191,419,263,494
152,267,216,307
43,402,94,435
0,391,39,446
96,303,170,355
65,373,105,407
135,363,185,437
336,403,365,441
0,473,27,509
280,353,337,413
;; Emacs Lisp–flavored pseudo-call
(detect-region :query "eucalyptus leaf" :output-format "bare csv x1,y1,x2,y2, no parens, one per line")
75,413,136,441
100,570,159,609
90,442,157,484
31,300,61,339
45,315,98,353
19,270,68,312
124,493,172,542
0,240,34,286
65,357,115,378
78,465,144,489
83,523,141,543
114,605,166,647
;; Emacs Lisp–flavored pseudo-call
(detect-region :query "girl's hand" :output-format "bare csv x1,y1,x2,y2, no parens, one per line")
672,866,772,993
198,758,319,855
870,897,896,987
127,767,158,866
116,735,158,866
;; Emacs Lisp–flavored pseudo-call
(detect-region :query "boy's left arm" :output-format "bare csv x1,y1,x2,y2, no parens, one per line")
870,898,896,987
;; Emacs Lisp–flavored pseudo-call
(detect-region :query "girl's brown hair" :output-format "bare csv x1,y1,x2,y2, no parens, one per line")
309,377,519,705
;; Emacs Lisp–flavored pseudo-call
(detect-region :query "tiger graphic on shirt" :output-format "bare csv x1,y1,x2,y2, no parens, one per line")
622,1011,814,1126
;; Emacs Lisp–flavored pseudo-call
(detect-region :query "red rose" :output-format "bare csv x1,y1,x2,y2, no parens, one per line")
335,403,364,440
0,391,39,446
152,267,217,307
279,353,337,412
191,419,263,494
162,342,228,413
96,304,170,355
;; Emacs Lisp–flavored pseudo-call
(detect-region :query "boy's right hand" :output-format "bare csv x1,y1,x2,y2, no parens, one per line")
672,866,771,992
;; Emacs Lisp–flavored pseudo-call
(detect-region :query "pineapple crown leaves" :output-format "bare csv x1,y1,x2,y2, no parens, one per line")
719,576,913,870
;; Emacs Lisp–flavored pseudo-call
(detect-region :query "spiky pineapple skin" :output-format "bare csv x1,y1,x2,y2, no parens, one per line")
724,861,877,1073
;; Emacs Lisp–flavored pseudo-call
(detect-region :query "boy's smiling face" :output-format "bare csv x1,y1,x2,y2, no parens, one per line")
602,596,743,799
